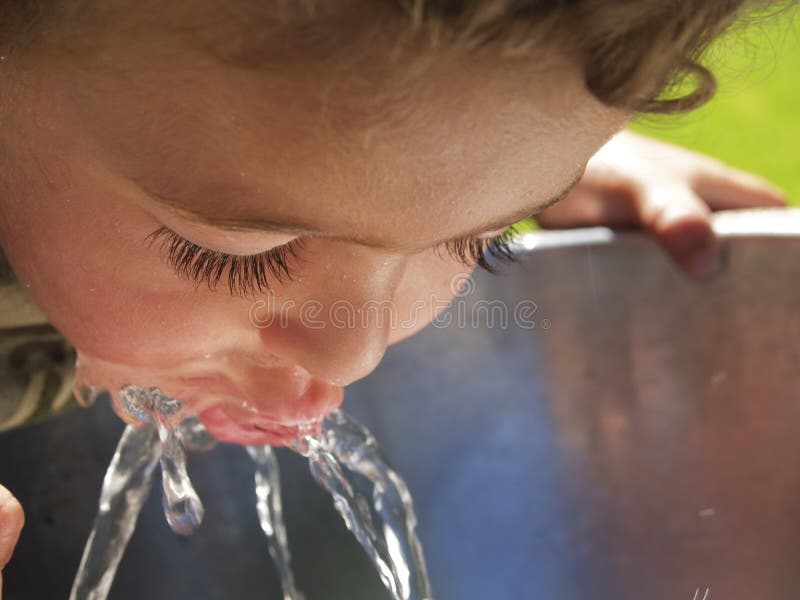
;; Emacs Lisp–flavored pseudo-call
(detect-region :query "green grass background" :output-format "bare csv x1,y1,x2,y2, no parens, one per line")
631,8,800,204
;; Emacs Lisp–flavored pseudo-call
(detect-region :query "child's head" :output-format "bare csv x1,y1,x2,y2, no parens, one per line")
0,0,773,443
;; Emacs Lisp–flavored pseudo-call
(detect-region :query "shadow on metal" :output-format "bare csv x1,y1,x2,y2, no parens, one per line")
2,208,800,600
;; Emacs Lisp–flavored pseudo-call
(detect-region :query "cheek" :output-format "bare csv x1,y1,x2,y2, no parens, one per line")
0,143,472,384
0,157,256,368
387,251,472,346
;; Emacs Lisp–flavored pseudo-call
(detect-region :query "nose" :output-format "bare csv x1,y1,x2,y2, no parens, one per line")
252,241,407,386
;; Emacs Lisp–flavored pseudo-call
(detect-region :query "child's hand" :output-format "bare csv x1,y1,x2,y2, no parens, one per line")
535,130,787,279
0,485,24,599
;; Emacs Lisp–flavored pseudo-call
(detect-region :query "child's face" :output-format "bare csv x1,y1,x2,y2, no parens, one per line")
0,7,628,444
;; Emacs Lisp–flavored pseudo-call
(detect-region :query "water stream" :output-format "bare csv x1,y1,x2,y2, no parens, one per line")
246,445,305,600
69,424,160,600
295,411,433,600
71,387,433,600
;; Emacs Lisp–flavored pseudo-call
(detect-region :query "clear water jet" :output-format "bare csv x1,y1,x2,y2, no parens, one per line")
247,445,305,600
71,387,434,600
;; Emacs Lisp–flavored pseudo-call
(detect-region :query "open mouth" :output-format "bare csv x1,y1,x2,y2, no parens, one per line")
183,371,344,445
75,351,345,446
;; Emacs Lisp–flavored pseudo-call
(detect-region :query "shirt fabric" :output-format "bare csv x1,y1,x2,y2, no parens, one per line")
0,250,76,431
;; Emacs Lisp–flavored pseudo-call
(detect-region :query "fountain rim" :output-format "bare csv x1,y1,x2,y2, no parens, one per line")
510,207,800,253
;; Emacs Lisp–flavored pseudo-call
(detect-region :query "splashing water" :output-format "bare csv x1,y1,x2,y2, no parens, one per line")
119,385,206,535
297,410,434,600
71,387,434,600
69,424,160,600
71,386,211,599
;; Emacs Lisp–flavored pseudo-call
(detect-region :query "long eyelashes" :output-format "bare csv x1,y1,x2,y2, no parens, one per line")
149,225,518,296
146,227,303,296
440,226,519,272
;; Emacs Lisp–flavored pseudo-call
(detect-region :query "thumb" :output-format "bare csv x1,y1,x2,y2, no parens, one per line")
0,484,25,599
634,185,721,280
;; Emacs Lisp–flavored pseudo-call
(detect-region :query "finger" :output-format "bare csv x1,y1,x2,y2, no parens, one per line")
0,484,24,570
692,163,788,211
634,185,720,280
535,184,641,229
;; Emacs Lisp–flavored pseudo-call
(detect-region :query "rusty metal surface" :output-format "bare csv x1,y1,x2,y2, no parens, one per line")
2,208,800,600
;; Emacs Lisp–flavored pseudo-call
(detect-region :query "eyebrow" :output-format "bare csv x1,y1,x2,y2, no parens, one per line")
143,167,585,250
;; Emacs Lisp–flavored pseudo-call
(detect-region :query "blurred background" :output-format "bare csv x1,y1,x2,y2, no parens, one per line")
632,8,800,204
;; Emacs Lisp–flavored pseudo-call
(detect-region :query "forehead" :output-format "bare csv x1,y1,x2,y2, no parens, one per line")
49,13,628,249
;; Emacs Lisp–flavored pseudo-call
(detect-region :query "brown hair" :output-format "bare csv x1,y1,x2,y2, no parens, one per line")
390,0,795,113
1,0,795,114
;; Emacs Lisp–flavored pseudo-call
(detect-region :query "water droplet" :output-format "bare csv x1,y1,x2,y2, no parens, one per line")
75,385,108,408
178,416,217,453
119,385,154,422
156,417,204,536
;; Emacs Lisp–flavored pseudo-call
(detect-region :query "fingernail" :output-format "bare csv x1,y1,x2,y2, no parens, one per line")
687,247,720,280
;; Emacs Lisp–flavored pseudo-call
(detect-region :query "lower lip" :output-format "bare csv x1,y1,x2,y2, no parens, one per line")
198,404,323,446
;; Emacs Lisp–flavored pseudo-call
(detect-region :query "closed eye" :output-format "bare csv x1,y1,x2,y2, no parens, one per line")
146,226,303,296
149,219,525,297
438,224,520,272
